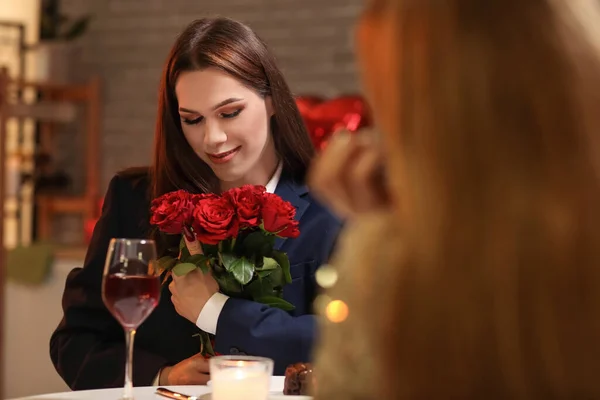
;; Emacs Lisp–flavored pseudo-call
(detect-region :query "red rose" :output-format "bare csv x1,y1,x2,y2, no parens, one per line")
190,193,220,206
192,195,239,245
224,185,266,228
150,190,194,234
260,193,300,238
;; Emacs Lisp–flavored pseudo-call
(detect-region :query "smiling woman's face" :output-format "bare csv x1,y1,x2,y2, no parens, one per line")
175,67,278,190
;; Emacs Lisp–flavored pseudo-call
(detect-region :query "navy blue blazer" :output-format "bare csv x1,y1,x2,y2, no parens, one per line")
49,170,341,390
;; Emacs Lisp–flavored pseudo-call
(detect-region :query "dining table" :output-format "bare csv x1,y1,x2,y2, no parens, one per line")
7,377,312,400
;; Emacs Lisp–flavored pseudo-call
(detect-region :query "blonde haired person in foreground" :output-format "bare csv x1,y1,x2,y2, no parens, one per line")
309,0,600,398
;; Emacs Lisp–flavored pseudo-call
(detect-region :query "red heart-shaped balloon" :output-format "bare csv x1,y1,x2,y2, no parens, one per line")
295,95,371,150
295,96,324,117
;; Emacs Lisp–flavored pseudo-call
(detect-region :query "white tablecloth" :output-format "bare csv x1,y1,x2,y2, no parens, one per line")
8,377,312,400
9,385,211,400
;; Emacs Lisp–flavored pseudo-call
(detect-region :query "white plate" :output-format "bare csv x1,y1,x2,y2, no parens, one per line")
268,375,286,393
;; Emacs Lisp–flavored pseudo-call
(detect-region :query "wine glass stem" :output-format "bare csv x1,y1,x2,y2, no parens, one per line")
124,328,136,400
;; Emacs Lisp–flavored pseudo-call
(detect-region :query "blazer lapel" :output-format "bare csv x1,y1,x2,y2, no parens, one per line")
273,177,310,251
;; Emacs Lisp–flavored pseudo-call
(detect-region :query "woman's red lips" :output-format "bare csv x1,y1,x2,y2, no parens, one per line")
207,146,241,164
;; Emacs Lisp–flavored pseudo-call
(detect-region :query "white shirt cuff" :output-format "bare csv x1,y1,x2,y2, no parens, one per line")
152,370,161,386
196,292,229,334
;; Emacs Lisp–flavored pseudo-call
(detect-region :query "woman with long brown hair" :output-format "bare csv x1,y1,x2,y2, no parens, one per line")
50,17,341,389
311,0,600,398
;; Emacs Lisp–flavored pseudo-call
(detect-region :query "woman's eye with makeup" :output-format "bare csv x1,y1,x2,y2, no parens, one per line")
220,109,242,119
181,116,203,125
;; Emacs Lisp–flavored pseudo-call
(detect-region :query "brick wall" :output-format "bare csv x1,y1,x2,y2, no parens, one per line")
60,0,364,193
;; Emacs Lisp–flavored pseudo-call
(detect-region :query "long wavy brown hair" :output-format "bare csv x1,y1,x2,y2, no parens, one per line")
355,0,600,398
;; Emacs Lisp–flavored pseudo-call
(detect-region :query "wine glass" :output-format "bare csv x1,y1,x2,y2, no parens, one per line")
101,238,161,400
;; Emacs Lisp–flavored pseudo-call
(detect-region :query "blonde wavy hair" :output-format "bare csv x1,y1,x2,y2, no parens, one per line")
316,0,600,398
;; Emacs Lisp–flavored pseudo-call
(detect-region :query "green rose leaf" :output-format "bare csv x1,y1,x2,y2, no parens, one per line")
172,262,197,276
254,296,295,311
258,256,279,271
242,231,264,253
264,234,276,251
213,261,225,274
157,255,177,272
266,267,285,288
247,278,275,299
214,273,243,295
257,269,274,279
243,231,275,257
188,253,207,264
192,332,215,357
271,250,292,284
230,257,254,285
188,254,210,273
203,334,215,356
220,253,238,272
179,237,191,261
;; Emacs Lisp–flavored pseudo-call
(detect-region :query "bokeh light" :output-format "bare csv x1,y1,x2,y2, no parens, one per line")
315,265,338,288
325,300,349,323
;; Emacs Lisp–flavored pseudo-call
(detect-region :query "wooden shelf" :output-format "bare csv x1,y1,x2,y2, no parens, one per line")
0,69,101,244
36,194,93,212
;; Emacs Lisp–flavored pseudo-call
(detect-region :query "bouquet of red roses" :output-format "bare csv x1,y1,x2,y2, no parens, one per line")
150,185,300,312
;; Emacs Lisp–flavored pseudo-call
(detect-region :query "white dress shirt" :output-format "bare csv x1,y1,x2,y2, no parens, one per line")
153,163,283,385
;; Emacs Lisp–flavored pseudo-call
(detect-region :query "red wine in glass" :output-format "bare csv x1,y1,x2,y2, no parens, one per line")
103,261,160,329
102,239,160,400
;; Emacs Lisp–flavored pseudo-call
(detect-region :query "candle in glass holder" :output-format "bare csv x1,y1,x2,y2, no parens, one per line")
210,356,274,400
